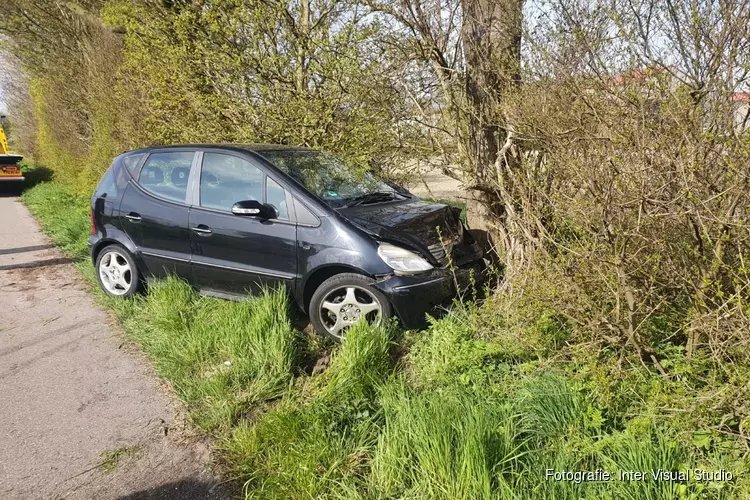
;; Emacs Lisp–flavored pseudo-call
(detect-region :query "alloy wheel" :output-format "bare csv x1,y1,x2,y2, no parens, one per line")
318,285,383,339
98,250,132,296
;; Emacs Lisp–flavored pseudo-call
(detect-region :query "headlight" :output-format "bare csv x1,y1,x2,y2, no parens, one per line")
377,242,433,274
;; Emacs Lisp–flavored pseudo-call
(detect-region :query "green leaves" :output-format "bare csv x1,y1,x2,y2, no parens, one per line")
103,0,410,167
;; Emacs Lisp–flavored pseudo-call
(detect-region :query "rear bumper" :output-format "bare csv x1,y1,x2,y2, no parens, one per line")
87,235,97,260
0,176,24,182
373,259,485,329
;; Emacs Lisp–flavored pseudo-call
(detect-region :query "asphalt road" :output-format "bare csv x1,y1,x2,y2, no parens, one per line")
0,192,228,499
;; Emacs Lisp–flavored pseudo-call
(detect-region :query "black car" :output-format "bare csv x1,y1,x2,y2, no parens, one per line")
88,145,484,339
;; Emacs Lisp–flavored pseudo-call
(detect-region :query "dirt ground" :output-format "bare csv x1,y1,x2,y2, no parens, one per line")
404,164,466,202
0,192,230,499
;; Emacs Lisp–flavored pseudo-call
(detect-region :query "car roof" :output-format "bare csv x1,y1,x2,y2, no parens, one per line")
121,143,317,155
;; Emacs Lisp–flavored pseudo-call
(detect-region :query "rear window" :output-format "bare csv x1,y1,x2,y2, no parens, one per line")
94,166,117,198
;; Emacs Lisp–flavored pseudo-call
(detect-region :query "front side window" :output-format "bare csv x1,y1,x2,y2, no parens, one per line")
266,176,289,220
200,153,263,211
137,152,194,203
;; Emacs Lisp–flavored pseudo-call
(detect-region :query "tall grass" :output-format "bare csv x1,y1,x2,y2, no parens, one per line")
118,277,299,432
224,321,394,498
318,320,394,400
519,374,586,442
21,182,748,500
371,384,524,499
22,182,90,259
602,431,688,500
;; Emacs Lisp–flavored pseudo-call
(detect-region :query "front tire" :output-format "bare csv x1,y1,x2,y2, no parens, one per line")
95,244,142,298
309,273,392,341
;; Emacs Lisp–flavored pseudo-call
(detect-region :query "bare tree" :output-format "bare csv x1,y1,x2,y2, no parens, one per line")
366,0,526,267
502,0,750,364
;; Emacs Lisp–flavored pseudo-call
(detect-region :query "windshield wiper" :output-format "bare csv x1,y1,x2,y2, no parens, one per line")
344,191,397,207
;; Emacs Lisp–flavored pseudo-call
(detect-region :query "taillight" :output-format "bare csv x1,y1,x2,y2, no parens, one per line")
90,207,96,235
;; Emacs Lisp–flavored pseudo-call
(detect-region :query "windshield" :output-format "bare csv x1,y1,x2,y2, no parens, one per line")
257,150,402,207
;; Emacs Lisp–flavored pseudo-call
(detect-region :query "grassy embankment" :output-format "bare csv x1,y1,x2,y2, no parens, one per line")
22,181,749,499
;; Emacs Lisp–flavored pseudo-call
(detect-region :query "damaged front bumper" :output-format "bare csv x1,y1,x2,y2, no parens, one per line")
373,257,486,329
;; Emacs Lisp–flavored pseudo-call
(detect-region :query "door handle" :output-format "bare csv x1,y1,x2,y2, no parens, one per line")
191,225,212,234
124,212,142,222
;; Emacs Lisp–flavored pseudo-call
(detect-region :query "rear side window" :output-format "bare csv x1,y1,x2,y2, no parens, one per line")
122,153,145,176
137,152,194,203
94,166,117,198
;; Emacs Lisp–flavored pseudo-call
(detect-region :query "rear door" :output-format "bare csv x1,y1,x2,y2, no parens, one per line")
188,150,297,295
119,150,198,279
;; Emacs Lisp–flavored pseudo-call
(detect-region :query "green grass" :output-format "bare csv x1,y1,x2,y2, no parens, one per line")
371,384,524,498
224,322,394,498
114,277,300,432
99,446,141,474
21,181,750,499
22,182,90,259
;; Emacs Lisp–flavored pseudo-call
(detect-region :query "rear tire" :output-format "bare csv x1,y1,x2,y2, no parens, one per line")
309,273,392,341
95,244,142,298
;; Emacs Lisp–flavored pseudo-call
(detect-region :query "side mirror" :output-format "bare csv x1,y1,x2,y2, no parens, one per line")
231,200,278,220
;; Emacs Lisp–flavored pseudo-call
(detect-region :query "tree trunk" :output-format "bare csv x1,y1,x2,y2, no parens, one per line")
460,0,523,267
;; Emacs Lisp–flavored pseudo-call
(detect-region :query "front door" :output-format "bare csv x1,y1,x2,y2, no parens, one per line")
189,151,297,295
119,150,196,279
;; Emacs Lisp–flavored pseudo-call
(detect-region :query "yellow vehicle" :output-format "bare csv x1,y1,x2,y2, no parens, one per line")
0,125,24,183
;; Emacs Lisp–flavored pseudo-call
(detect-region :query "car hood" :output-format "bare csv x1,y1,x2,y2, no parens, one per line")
337,200,463,263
